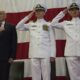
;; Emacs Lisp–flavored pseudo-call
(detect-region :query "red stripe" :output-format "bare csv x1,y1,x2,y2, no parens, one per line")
24,76,67,80
56,40,66,57
16,40,66,59
16,43,29,59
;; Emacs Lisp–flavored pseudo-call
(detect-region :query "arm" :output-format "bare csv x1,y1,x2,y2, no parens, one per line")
51,9,68,29
11,25,17,59
16,11,34,30
9,25,17,63
49,26,56,59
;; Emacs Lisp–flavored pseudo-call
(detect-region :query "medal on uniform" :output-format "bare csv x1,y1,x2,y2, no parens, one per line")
43,24,49,31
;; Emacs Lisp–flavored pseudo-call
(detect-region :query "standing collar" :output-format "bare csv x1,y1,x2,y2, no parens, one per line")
36,18,46,22
72,17,80,21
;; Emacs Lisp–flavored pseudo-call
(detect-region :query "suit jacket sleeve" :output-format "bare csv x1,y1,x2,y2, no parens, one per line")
10,25,17,59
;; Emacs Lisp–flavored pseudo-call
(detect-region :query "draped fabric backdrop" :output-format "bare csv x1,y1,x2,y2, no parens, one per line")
0,0,80,80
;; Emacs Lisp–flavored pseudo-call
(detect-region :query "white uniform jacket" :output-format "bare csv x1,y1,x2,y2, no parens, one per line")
52,11,80,56
16,13,64,58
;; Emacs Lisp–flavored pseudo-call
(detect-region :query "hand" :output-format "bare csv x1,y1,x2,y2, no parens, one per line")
0,27,5,32
50,57,55,62
33,7,36,13
63,8,68,14
8,58,14,63
27,11,34,19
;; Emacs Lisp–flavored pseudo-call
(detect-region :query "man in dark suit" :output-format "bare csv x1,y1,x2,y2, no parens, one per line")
0,11,17,80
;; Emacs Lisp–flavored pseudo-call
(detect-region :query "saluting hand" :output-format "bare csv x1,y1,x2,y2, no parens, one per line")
63,8,68,14
27,10,35,19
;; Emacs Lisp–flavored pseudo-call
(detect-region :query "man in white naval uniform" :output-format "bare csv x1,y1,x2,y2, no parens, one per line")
16,4,59,80
51,3,80,80
16,3,67,80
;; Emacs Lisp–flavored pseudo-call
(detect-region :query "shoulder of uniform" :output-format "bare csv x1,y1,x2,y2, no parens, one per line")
65,20,72,23
65,20,74,25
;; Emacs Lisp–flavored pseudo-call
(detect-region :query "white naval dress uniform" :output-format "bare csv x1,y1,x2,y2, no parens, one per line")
16,14,58,80
52,11,80,80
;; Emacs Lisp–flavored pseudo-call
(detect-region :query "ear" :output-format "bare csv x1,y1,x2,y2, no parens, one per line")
4,13,7,19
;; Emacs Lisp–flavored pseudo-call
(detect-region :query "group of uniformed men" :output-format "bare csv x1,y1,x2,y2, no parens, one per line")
16,2,80,80
0,2,80,80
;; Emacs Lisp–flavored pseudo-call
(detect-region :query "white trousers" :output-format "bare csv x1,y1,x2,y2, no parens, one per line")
66,57,80,80
31,58,50,80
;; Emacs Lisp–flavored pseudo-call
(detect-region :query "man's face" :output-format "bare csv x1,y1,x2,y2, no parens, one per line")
68,8,79,17
0,11,6,22
35,10,45,19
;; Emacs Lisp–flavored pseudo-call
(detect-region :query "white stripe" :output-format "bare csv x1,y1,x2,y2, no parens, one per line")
56,57,66,76
0,0,78,13
17,30,30,43
55,29,66,40
17,29,66,43
24,59,32,77
12,58,66,77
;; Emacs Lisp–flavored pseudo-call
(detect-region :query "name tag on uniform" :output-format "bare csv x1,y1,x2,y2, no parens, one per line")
31,25,37,31
67,24,73,26
32,25,37,27
43,24,49,31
